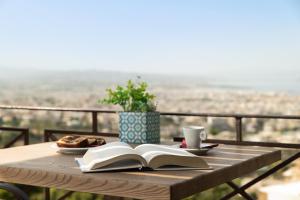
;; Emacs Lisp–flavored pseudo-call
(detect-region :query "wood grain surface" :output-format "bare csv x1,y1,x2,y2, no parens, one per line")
0,139,281,200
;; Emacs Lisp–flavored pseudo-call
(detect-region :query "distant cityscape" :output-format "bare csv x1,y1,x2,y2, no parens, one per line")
1,69,300,145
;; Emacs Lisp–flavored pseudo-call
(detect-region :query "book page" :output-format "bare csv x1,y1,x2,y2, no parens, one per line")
77,142,147,171
76,157,143,172
90,141,132,150
83,147,138,165
134,144,209,170
83,141,133,164
135,144,193,159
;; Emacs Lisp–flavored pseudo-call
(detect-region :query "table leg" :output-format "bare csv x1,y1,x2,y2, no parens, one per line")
44,187,50,200
221,152,300,200
226,181,254,200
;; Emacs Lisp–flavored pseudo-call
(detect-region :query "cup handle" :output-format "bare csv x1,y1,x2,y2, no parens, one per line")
200,130,207,140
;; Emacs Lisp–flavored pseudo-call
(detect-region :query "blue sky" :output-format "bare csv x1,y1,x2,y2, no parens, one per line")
0,0,299,75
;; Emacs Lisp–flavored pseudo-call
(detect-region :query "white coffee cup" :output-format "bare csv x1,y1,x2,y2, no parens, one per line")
182,126,207,148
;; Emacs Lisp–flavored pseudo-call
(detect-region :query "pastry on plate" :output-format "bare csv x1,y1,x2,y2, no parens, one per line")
56,135,89,148
86,136,106,147
56,135,106,148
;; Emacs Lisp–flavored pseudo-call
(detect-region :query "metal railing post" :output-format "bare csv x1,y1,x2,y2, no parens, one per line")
44,130,49,142
23,129,29,145
236,117,243,143
92,111,98,134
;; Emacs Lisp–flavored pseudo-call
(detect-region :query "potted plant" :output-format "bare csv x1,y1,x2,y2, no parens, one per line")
100,80,160,144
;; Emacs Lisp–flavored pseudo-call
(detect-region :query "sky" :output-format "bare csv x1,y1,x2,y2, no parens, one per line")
0,0,299,76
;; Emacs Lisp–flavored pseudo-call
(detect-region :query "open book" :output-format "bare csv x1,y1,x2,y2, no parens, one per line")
75,142,210,172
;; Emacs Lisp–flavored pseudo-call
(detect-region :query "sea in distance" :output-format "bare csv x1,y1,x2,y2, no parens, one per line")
0,68,299,95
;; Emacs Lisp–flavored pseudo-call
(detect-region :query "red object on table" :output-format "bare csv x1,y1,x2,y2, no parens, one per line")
180,139,187,148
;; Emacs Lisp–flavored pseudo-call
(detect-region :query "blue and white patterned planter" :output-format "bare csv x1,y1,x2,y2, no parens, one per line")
119,112,160,144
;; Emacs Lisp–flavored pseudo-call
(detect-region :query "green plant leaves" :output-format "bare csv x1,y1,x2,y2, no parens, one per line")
100,80,157,112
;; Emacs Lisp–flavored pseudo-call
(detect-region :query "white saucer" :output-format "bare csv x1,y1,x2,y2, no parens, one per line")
171,143,218,155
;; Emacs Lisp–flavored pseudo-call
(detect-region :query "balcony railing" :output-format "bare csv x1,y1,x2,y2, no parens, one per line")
1,105,300,149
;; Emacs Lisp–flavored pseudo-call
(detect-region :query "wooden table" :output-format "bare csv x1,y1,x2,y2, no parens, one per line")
0,140,281,200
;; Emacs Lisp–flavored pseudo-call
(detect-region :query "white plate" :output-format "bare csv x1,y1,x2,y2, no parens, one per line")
51,143,93,155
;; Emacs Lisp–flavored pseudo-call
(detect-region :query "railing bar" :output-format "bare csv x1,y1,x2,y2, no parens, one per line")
44,129,119,137
0,105,117,113
2,105,300,149
0,127,29,146
4,133,24,148
160,112,300,119
1,105,300,119
0,126,29,132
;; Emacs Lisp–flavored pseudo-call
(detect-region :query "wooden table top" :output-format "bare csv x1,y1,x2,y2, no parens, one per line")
0,139,281,200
